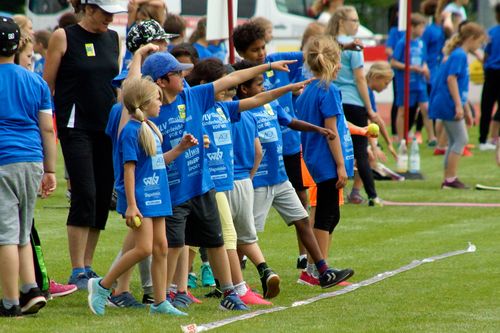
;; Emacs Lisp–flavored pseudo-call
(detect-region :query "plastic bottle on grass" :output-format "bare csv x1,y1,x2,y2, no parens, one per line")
396,139,408,173
409,137,420,173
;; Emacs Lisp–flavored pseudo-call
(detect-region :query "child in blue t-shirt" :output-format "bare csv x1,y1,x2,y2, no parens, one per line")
391,13,436,145
88,77,195,316
232,59,354,289
429,22,486,189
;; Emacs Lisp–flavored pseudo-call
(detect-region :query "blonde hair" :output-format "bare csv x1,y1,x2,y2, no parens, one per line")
304,35,341,85
14,33,33,65
325,5,356,37
250,16,272,30
366,62,394,81
301,22,325,51
443,22,485,55
122,77,164,156
12,14,32,33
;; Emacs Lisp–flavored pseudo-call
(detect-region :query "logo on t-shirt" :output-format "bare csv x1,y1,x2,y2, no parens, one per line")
259,127,278,143
85,43,96,57
151,155,166,170
178,104,186,119
215,107,227,120
264,104,274,116
213,130,231,146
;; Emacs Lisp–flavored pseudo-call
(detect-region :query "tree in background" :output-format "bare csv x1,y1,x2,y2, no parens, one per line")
0,0,24,14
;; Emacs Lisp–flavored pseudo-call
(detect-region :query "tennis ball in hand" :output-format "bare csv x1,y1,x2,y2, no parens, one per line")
133,216,142,228
367,123,379,137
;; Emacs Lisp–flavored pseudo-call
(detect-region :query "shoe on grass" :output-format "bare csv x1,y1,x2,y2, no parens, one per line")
87,278,110,316
150,300,187,316
348,191,365,204
296,255,307,269
188,272,198,289
204,287,222,299
239,289,272,305
49,280,77,298
186,290,202,304
142,293,154,304
368,197,383,207
0,303,22,317
479,142,496,151
108,292,145,308
319,268,354,289
441,178,469,190
171,292,193,309
259,268,280,299
200,263,216,287
219,291,248,311
297,271,319,286
19,287,46,315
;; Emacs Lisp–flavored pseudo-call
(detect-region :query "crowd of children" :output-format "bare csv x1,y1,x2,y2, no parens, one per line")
0,0,499,319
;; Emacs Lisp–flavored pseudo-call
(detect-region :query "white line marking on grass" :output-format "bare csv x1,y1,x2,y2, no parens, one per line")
181,242,476,333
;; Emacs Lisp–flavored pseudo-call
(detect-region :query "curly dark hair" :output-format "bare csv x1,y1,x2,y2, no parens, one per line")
232,22,266,53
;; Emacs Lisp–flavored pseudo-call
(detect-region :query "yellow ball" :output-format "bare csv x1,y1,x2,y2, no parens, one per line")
367,123,379,137
133,216,142,228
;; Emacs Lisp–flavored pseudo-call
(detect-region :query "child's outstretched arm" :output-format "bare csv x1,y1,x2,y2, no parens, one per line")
163,134,199,164
124,162,141,228
324,116,347,189
287,119,336,140
212,60,297,94
238,79,312,112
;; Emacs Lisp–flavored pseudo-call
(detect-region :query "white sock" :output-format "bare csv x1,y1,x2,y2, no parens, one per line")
169,284,178,294
234,282,248,296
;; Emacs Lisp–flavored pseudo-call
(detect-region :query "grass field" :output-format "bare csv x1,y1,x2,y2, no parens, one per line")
3,132,500,332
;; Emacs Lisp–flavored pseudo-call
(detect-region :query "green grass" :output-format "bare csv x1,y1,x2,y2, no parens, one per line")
3,133,500,332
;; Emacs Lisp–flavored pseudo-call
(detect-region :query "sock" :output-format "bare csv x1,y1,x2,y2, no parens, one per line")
446,177,457,183
169,284,178,294
84,265,93,273
315,259,328,275
220,283,234,297
2,298,19,309
298,254,307,260
234,282,248,296
201,261,210,267
20,283,38,294
256,262,269,278
72,267,85,277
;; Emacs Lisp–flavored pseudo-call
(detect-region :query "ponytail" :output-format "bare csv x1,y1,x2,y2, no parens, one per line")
304,35,341,85
443,22,485,56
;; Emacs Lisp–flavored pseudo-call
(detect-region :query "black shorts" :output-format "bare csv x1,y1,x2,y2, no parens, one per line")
166,190,224,248
284,152,308,191
314,178,340,234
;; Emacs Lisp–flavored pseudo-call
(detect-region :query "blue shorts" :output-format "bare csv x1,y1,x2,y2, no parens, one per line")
396,89,428,107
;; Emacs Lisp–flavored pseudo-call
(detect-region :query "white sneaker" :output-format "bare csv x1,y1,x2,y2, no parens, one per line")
479,143,496,151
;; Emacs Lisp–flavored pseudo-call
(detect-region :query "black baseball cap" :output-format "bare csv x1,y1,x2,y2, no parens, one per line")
0,16,20,56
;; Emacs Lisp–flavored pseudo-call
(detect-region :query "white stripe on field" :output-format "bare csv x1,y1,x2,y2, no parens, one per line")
181,242,476,333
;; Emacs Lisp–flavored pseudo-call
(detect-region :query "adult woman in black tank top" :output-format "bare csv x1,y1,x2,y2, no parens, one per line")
43,0,126,289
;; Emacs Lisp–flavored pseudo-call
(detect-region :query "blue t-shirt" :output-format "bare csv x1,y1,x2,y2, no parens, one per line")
207,42,227,61
393,37,428,92
232,112,259,181
334,35,365,107
264,52,303,156
250,103,292,188
0,64,52,166
422,23,445,81
484,25,500,70
116,120,172,217
105,103,124,186
386,27,406,60
193,43,214,59
296,80,354,183
368,88,377,112
33,56,45,76
202,100,240,192
151,83,215,206
429,48,469,121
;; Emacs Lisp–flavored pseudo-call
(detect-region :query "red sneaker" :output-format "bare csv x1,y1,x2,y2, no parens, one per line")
433,148,446,155
462,147,473,157
186,290,202,304
48,280,77,298
297,271,319,286
239,289,272,305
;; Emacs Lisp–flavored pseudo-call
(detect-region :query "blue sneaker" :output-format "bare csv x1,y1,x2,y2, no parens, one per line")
319,268,354,289
86,270,100,279
87,278,111,315
68,273,89,290
201,263,216,287
188,272,198,289
108,292,145,308
219,291,249,311
150,301,187,316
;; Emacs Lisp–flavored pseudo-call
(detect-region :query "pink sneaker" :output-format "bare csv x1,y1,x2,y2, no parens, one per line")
48,280,77,298
186,290,202,304
337,280,353,287
239,289,272,305
297,271,319,286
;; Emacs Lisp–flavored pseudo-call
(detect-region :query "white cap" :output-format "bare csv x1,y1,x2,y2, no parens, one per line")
82,0,127,14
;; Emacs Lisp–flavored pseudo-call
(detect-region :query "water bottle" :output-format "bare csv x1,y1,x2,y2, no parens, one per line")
409,137,420,173
396,139,408,173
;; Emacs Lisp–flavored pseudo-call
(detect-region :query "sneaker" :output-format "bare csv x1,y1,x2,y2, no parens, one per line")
240,256,247,270
68,272,89,290
108,292,145,308
462,147,473,157
479,142,496,151
296,255,307,269
219,291,249,311
171,292,193,309
348,191,365,204
0,303,22,317
19,287,47,315
150,300,187,316
441,178,470,190
337,280,353,287
186,290,202,304
142,293,154,305
368,197,383,207
200,263,216,287
188,272,198,289
87,278,111,316
433,148,446,155
319,268,354,289
239,289,272,305
427,139,437,147
296,271,319,286
204,287,222,299
86,270,100,279
259,268,280,299
48,280,77,298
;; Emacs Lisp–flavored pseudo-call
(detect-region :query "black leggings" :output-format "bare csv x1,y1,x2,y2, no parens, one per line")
479,69,500,143
343,104,377,199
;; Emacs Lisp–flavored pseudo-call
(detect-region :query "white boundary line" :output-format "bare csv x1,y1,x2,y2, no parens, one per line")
181,242,476,333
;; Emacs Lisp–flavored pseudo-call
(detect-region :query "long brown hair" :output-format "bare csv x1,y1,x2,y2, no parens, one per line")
442,22,485,55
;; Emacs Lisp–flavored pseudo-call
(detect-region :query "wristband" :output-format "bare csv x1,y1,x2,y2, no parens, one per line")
44,171,55,174
268,61,272,71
